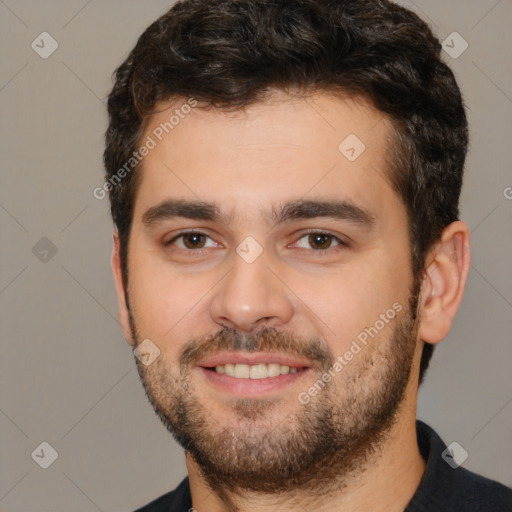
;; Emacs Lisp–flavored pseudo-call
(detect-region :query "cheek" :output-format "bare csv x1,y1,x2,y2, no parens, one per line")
296,261,408,354
127,253,208,344
135,281,192,326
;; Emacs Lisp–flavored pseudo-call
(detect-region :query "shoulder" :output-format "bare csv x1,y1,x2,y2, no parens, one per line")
406,421,512,512
133,476,191,512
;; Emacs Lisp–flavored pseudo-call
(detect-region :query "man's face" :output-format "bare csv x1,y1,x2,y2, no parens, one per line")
119,91,422,492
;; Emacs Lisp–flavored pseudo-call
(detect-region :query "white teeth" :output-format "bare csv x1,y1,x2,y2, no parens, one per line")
249,364,268,379
267,363,281,377
234,364,250,378
212,362,301,379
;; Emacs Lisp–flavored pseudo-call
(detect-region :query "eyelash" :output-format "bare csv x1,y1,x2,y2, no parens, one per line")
164,230,349,255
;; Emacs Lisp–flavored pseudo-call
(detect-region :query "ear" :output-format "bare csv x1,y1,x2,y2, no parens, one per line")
418,221,471,344
111,231,136,346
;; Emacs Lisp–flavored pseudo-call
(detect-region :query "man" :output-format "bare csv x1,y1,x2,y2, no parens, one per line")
103,1,512,510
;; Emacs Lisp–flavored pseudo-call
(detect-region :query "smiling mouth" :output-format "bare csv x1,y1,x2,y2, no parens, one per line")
205,363,306,379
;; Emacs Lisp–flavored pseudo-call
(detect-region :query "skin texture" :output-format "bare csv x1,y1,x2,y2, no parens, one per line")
111,90,471,512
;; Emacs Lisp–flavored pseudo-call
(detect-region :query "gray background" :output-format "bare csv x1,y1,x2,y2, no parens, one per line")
0,1,511,510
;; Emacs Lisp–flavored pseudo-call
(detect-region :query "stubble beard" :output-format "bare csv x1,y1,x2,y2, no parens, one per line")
130,292,420,499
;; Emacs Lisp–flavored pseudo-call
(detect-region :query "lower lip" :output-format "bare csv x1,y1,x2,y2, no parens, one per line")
197,367,311,397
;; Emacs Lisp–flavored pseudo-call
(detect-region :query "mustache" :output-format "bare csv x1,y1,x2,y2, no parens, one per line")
179,326,334,370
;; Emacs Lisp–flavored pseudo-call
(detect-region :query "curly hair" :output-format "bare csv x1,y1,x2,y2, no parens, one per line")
103,0,469,384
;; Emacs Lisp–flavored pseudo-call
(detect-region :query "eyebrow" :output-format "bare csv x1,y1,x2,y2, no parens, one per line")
271,199,375,227
141,198,376,229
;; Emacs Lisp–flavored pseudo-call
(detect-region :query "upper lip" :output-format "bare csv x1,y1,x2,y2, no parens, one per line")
196,351,314,369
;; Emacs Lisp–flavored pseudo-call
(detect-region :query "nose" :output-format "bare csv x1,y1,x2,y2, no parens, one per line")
209,247,294,333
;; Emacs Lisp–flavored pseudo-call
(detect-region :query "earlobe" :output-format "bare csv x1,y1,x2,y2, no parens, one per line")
418,221,471,345
111,231,136,346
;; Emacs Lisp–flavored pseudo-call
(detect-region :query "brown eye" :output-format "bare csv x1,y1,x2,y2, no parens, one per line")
166,232,217,250
308,233,334,250
293,232,344,251
181,233,207,249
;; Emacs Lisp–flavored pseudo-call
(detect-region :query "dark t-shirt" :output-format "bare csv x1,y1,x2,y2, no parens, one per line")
133,420,512,511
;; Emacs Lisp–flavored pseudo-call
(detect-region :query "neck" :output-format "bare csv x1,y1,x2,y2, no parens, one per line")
186,397,425,512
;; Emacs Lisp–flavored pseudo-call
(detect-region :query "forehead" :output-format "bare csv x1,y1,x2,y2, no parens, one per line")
133,90,402,226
